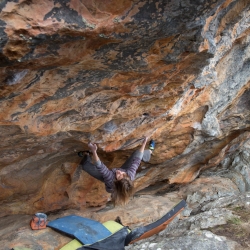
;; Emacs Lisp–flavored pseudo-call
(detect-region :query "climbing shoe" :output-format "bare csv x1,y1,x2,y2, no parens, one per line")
78,150,91,157
149,140,155,150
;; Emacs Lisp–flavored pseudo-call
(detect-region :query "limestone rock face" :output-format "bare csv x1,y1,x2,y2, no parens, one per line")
0,0,250,216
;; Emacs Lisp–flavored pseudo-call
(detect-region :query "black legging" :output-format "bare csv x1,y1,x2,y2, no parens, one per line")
80,154,104,182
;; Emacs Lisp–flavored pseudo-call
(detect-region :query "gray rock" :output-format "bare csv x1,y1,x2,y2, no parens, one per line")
126,230,240,250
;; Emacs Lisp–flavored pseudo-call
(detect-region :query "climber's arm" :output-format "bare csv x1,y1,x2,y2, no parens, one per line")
139,136,149,152
88,143,114,185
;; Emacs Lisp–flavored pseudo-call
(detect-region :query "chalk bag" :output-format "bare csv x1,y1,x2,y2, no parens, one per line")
30,212,47,230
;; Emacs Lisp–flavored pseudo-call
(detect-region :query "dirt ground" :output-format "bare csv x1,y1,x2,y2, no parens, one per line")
210,206,250,249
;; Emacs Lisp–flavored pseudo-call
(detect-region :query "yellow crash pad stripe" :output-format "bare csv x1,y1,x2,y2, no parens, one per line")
60,239,82,250
102,220,124,233
60,220,130,249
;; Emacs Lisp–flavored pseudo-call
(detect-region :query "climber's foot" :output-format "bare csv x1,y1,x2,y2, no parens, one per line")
78,150,91,157
149,140,155,150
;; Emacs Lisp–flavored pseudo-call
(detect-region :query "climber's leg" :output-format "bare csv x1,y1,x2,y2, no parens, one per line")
120,150,143,170
142,140,155,162
73,154,104,182
81,154,105,182
142,149,152,162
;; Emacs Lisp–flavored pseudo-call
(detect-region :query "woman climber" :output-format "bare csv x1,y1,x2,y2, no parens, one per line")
76,137,155,206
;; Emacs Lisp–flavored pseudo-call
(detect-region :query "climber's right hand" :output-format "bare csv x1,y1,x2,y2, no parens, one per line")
88,142,97,152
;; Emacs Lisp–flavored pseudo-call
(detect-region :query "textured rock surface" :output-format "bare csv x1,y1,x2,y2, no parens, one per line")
0,194,182,250
1,1,250,249
0,0,250,218
125,230,241,250
125,191,250,250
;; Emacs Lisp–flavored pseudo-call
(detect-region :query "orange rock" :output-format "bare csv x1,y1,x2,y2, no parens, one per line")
0,0,249,216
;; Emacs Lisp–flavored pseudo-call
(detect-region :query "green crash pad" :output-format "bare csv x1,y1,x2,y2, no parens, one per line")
102,220,125,233
60,239,82,250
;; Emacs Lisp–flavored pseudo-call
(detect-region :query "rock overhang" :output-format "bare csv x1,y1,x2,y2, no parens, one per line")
0,0,249,216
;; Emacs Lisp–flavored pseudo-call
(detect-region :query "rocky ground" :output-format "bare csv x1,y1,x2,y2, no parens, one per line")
0,0,250,216
125,192,250,250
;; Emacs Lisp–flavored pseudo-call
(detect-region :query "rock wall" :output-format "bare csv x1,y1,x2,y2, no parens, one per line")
125,141,250,249
0,0,249,216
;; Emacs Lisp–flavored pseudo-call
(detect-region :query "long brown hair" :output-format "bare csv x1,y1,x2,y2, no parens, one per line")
112,176,134,206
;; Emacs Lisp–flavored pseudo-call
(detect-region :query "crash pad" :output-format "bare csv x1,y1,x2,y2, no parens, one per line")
60,239,82,250
125,199,187,245
77,227,129,250
60,221,127,250
102,220,125,234
47,215,112,245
